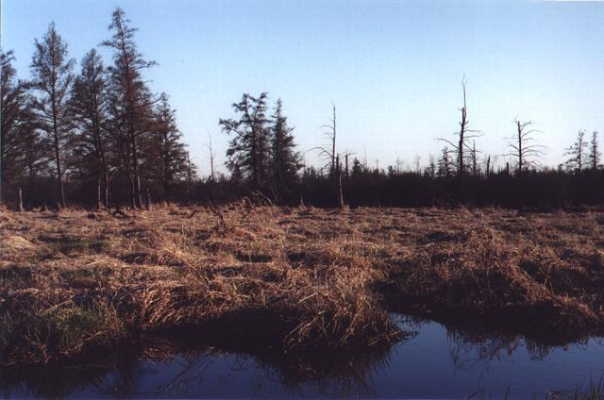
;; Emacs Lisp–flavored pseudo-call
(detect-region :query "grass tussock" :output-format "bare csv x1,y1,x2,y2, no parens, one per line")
0,205,400,366
2,205,604,365
378,210,604,341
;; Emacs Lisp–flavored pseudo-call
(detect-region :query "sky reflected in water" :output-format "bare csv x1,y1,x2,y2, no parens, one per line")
3,316,604,399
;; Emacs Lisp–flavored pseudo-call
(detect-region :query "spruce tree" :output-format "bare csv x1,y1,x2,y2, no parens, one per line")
437,147,452,177
589,131,601,171
219,92,271,190
102,7,156,208
270,99,301,200
30,23,75,207
0,51,39,204
147,93,190,199
70,49,111,208
565,130,588,173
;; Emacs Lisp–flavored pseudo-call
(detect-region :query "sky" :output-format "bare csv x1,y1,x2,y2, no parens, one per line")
2,0,604,175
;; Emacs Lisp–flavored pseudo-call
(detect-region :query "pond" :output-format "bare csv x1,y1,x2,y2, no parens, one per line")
3,315,604,399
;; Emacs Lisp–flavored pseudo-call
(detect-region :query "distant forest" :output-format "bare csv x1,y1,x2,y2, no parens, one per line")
1,7,603,211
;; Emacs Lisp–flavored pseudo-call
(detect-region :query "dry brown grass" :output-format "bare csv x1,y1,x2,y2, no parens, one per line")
2,204,604,365
0,205,397,366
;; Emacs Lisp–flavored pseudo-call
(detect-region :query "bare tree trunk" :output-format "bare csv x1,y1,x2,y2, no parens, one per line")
128,173,136,209
50,81,67,209
471,141,477,176
0,134,4,206
54,139,65,208
517,121,523,176
96,176,102,210
98,141,109,208
338,172,344,209
132,135,143,209
145,187,152,210
52,119,66,208
18,186,24,212
251,123,258,189
103,171,110,208
208,132,215,182
336,154,344,209
345,153,349,179
458,84,467,179
331,105,336,176
106,178,111,209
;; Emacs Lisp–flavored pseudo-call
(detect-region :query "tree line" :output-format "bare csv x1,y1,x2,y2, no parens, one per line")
1,8,603,210
212,79,603,209
1,8,194,210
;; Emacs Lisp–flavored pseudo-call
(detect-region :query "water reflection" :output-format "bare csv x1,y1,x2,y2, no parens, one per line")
0,335,400,399
2,316,604,399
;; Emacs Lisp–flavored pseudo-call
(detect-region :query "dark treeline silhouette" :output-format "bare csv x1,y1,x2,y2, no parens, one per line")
1,8,603,211
151,164,604,210
0,8,195,210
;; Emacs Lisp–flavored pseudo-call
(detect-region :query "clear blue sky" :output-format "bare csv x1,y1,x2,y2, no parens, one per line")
3,0,604,175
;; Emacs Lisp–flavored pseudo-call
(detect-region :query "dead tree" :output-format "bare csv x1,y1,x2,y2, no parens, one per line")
310,104,342,206
311,104,337,175
439,80,481,180
505,120,544,176
207,131,216,181
328,104,336,176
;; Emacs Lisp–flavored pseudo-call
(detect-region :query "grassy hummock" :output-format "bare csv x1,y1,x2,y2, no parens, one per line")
1,204,604,366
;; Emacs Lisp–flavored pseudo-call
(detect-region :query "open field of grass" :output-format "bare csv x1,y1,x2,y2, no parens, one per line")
2,203,604,366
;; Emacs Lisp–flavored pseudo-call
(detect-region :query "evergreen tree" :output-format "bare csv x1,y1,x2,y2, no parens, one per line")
70,49,111,208
30,23,75,207
565,130,588,173
0,50,40,204
270,99,302,200
470,141,479,176
437,147,452,177
229,162,243,184
219,92,271,190
102,7,156,208
589,131,601,171
146,93,191,199
425,155,436,178
351,157,364,176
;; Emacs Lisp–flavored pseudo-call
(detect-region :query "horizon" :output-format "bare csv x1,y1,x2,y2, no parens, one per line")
3,0,604,176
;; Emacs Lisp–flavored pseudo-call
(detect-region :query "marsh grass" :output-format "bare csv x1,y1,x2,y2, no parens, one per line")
2,205,604,366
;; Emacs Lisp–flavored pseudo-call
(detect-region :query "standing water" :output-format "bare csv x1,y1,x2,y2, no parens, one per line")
3,315,604,399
